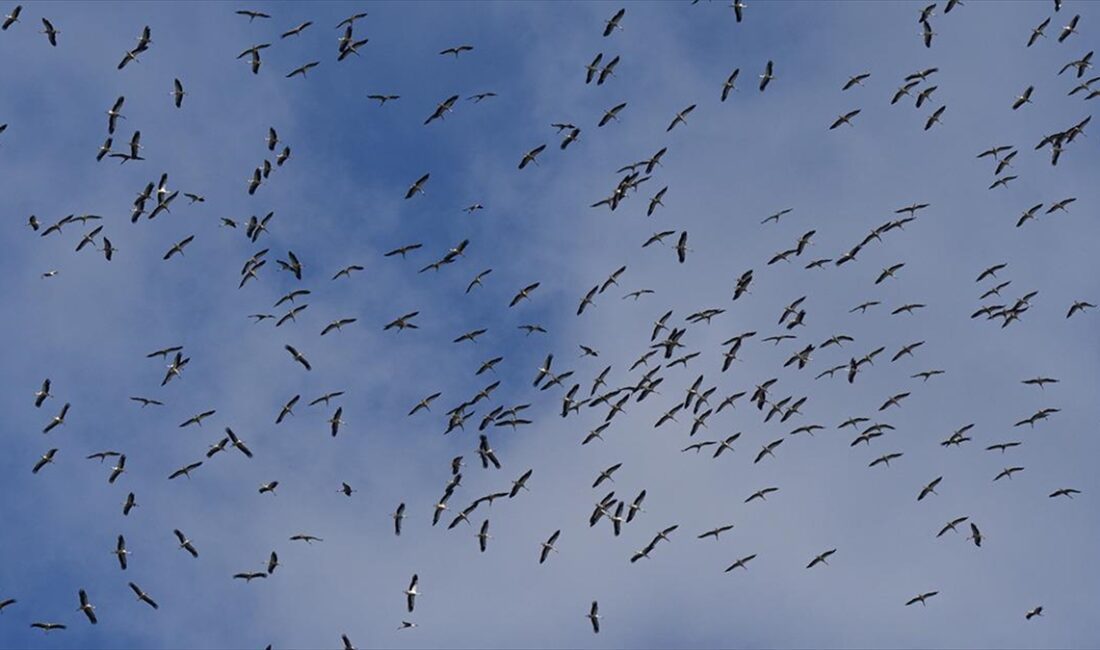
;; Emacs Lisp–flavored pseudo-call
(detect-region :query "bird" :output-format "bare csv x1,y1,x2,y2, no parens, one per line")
409,392,442,416
906,591,939,606
753,439,783,464
666,104,696,132
603,8,625,36
173,530,199,557
122,492,137,516
286,61,320,79
918,476,943,501
721,68,740,101
236,9,270,21
598,103,627,127
745,487,779,503
424,95,459,124
1028,16,1052,46
33,378,51,407
829,110,861,129
806,549,837,569
1067,301,1095,318
518,144,547,170
869,452,903,468
921,18,935,48
967,523,984,547
385,312,420,331
1059,14,1080,42
329,407,345,437
1012,85,1034,110
281,21,313,38
1049,488,1082,499
476,519,492,552
539,530,561,564
40,17,59,46
510,282,541,307
171,78,186,108
404,574,419,612
924,105,946,130
77,589,97,624
759,60,774,91
843,72,871,90
725,554,758,572
108,454,127,484
440,45,474,57
321,318,357,336
113,535,130,570
42,402,70,433
391,503,407,536
675,231,690,263
1,4,20,30
32,448,58,474
179,410,216,428
937,517,969,537
587,601,601,634
163,235,195,260
405,173,430,198
731,0,747,21
165,455,203,479
106,96,126,134
1026,606,1044,620
128,583,158,610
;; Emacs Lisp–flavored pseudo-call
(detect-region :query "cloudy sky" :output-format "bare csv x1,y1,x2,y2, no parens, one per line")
2,1,1099,648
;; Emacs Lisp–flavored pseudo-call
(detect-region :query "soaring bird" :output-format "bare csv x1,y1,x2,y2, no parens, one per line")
286,61,320,79
666,105,696,132
33,378,51,407
43,402,70,433
1049,487,1082,499
404,574,419,612
917,476,943,501
539,530,561,564
40,17,59,46
967,523,984,547
587,601,602,634
721,68,740,101
906,591,939,606
113,535,129,570
77,589,97,624
168,461,203,480
598,103,627,127
32,448,58,474
806,549,837,569
405,173,430,198
843,72,871,90
603,8,625,36
724,554,758,572
281,21,313,38
759,60,774,91
128,583,158,609
1012,85,1034,110
171,78,186,108
424,95,459,124
1,5,21,30
236,9,270,21
829,110,861,129
440,44,474,57
518,144,547,170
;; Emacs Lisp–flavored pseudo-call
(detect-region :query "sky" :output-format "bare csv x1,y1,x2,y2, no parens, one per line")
1,1,1099,648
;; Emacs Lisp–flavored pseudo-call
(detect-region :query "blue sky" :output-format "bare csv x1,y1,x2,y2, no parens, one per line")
2,1,1099,648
